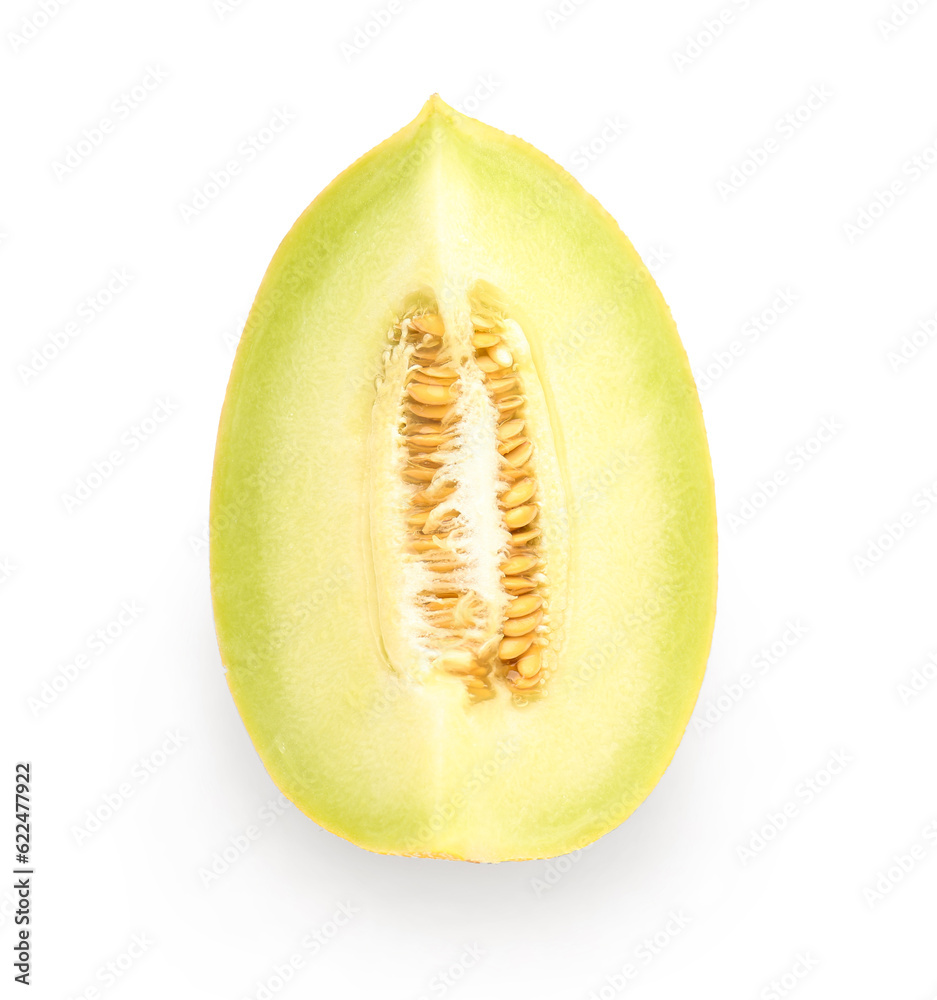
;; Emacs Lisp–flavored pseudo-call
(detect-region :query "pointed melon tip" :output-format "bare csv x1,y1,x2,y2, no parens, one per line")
415,93,476,132
419,93,453,118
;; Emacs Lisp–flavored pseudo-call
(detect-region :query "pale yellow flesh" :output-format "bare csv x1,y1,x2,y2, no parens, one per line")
210,97,717,861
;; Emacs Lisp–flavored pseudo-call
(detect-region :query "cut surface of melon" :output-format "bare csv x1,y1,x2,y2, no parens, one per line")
210,96,717,862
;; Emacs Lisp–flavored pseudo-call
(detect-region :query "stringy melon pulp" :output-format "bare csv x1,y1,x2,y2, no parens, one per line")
369,293,567,702
210,97,717,862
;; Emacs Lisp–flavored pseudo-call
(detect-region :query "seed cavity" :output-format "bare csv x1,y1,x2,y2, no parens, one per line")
368,300,563,704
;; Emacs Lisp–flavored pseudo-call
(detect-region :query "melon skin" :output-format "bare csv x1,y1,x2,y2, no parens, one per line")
210,96,717,862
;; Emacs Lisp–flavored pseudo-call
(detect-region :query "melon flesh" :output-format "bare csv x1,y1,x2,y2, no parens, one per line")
210,96,717,862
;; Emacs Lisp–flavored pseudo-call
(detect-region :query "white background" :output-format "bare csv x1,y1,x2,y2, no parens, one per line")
3,0,937,997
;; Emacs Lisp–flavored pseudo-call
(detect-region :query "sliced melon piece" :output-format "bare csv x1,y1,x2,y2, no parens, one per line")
210,96,716,862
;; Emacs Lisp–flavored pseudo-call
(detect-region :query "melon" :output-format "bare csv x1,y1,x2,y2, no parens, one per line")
210,96,717,861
